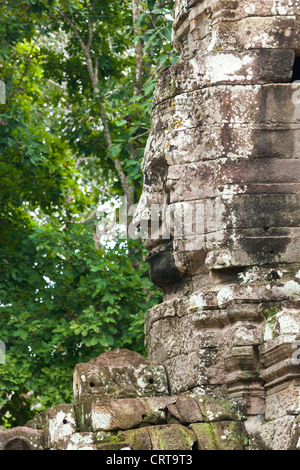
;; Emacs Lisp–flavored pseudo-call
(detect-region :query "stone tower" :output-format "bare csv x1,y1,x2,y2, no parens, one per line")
134,0,300,449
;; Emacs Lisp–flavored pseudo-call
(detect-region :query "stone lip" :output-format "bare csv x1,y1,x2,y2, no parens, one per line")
73,348,169,404
147,249,184,288
26,404,77,449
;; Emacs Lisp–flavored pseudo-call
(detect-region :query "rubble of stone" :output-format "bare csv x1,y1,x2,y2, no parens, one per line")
0,350,248,450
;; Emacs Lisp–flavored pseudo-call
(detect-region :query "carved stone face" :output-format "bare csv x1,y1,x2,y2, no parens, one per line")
135,81,300,290
135,3,300,437
134,2,300,292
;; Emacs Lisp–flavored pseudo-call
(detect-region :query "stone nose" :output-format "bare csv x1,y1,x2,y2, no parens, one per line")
131,185,172,246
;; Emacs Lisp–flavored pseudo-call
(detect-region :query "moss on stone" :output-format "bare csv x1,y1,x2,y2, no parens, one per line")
190,421,246,450
96,442,130,450
189,423,217,450
120,428,152,450
263,306,281,319
146,424,196,450
93,431,116,444
197,397,246,423
109,433,126,444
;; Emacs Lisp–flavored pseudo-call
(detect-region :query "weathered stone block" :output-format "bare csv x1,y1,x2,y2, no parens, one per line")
249,413,300,451
180,315,221,352
174,0,300,34
145,316,184,362
152,50,294,107
96,442,132,451
94,429,137,450
162,349,226,395
52,433,97,451
146,314,221,362
190,421,247,450
262,307,300,342
96,425,198,451
160,124,300,165
197,397,246,423
147,424,196,450
260,334,300,387
167,158,300,203
223,321,263,348
224,346,259,380
73,349,169,404
208,17,300,53
153,85,300,130
75,396,145,433
244,415,273,450
167,396,203,424
0,427,45,450
238,381,266,416
137,396,177,425
118,428,152,450
144,299,177,335
265,379,300,421
26,404,76,449
189,422,216,450
269,415,299,450
174,12,300,57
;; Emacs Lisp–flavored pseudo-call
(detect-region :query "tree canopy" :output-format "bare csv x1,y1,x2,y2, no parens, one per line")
0,0,177,428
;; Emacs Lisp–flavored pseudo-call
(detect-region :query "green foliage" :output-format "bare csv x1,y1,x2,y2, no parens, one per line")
36,0,178,199
0,0,176,428
263,306,281,319
0,223,161,427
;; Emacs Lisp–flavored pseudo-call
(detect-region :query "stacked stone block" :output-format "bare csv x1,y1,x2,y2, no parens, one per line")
0,350,248,451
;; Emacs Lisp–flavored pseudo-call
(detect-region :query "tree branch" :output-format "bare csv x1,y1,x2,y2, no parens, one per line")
143,55,169,89
87,0,96,52
132,0,143,97
99,102,134,207
59,9,86,52
60,5,134,208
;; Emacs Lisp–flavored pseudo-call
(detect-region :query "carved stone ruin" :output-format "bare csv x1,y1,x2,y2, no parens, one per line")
0,349,248,450
134,0,300,450
1,0,300,450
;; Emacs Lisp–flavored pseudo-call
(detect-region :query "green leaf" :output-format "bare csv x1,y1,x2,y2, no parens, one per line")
110,144,121,158
144,81,156,96
148,0,156,11
115,120,127,127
